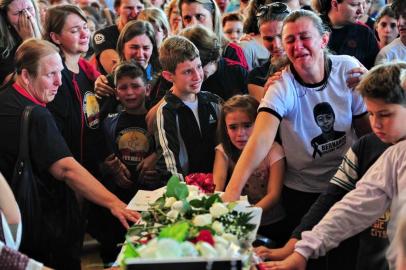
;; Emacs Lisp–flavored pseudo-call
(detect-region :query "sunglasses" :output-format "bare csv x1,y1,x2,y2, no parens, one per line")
256,2,290,18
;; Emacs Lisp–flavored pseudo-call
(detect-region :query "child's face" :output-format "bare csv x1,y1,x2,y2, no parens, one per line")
225,110,254,150
116,76,149,112
123,34,153,69
224,20,243,43
315,113,334,132
167,57,203,101
376,15,398,46
365,97,406,144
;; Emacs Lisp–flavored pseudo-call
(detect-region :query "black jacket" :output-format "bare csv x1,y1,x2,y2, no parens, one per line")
154,91,222,181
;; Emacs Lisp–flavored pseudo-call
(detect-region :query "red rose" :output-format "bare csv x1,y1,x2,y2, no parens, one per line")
186,173,215,193
193,229,215,246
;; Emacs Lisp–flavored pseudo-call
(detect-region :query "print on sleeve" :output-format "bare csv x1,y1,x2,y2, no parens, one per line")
311,102,346,158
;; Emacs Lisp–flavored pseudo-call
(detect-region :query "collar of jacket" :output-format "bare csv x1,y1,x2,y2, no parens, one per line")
164,91,211,109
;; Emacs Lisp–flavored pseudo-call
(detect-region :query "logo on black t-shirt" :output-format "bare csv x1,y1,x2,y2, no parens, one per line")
116,127,149,165
311,102,346,158
83,91,100,129
94,33,105,45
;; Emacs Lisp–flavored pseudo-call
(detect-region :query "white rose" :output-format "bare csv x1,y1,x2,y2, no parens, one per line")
137,238,158,258
222,233,239,245
180,241,199,257
188,185,199,193
187,192,200,202
196,242,218,258
166,209,179,221
193,214,212,227
209,202,229,218
164,197,177,208
211,221,224,235
214,242,228,257
171,200,184,211
156,239,182,258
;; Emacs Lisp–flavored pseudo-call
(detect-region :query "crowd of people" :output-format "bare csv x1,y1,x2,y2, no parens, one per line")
0,0,406,269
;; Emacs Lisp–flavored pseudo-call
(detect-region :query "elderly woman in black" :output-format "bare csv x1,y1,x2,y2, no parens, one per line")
0,38,139,270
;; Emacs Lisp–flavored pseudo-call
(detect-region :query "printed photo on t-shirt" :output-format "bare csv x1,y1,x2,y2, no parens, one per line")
311,102,346,158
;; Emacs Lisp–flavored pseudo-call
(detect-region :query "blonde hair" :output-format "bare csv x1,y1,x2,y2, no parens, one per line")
0,0,42,58
138,7,170,39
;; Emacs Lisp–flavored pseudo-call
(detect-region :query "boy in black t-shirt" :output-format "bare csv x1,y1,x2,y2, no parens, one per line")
94,61,160,266
103,61,160,199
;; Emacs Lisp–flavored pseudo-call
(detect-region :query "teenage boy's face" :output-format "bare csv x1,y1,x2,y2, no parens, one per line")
168,57,203,101
116,76,149,112
365,97,406,144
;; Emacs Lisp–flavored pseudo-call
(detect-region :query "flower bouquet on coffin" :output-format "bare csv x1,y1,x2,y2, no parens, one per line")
120,175,262,269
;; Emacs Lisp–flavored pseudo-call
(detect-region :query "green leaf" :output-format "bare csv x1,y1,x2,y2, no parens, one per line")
166,175,181,198
227,201,237,210
122,242,139,267
159,221,190,241
189,199,203,208
174,184,189,200
165,175,189,200
182,199,191,212
204,193,222,209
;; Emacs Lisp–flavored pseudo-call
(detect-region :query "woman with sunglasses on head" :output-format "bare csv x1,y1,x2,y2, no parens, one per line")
248,2,290,102
239,0,271,71
178,0,248,70
222,9,371,269
0,0,41,86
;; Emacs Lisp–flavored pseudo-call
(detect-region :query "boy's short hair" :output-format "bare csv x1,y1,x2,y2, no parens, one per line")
114,60,148,86
313,102,335,121
159,36,200,73
222,12,244,27
357,62,406,106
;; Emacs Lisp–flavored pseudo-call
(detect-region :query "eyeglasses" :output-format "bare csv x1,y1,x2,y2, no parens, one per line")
256,2,290,18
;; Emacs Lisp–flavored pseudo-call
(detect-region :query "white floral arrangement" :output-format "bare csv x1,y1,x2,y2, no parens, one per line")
120,176,261,268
